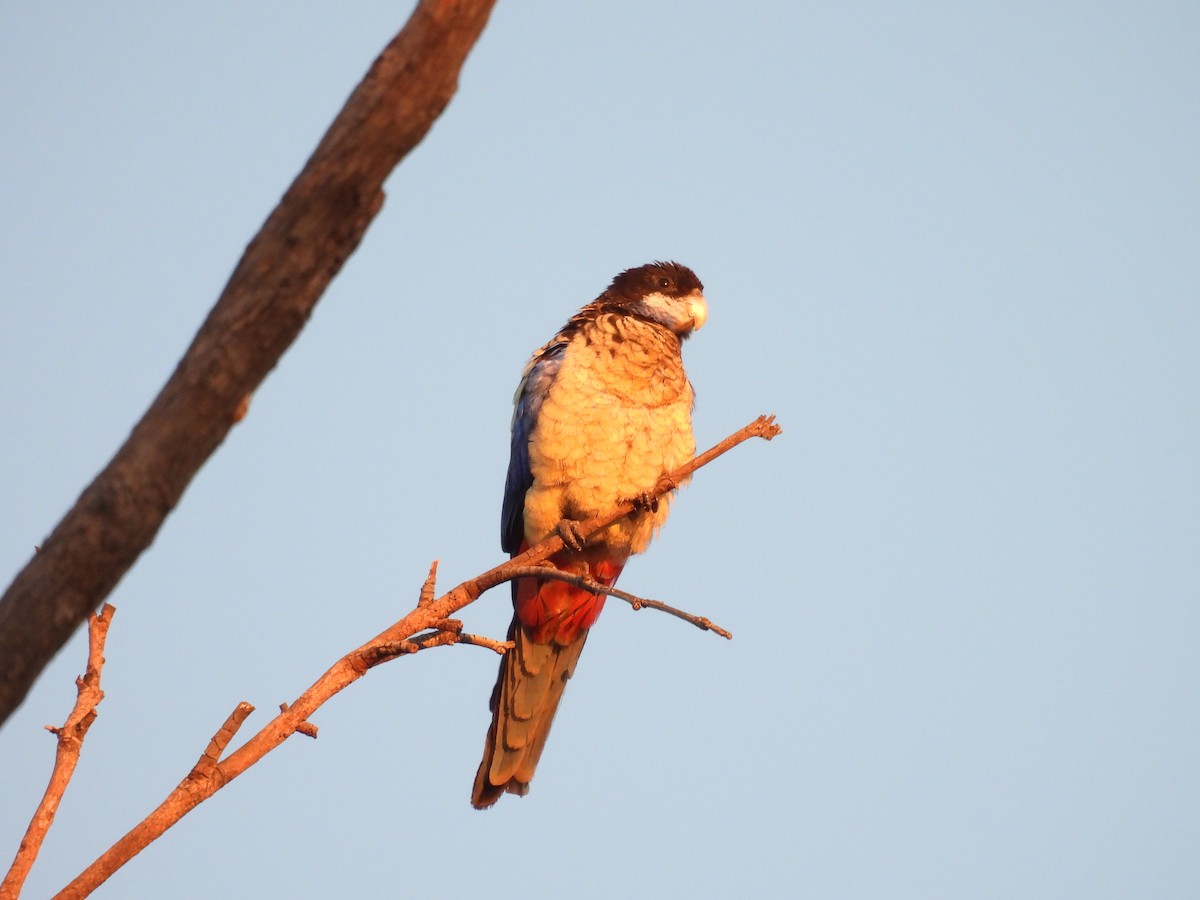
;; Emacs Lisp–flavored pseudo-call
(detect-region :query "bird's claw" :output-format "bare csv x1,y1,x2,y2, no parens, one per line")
630,492,659,514
556,519,588,551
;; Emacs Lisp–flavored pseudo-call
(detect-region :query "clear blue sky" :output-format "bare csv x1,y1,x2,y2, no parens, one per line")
2,3,1198,898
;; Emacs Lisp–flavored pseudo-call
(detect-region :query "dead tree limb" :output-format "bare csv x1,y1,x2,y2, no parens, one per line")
1,605,114,900
504,566,733,638
54,414,780,898
0,0,498,728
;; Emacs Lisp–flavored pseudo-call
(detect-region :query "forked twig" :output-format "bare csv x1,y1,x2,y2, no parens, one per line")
505,566,733,639
54,414,780,897
1,605,114,900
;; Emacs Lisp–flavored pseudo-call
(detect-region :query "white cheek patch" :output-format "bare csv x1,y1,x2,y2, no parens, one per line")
638,291,673,317
640,290,708,333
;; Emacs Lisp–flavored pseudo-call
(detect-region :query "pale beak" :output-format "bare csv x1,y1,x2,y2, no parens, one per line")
688,293,708,331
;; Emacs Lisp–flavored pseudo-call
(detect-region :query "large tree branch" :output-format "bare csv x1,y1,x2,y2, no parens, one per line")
53,414,780,898
0,0,497,727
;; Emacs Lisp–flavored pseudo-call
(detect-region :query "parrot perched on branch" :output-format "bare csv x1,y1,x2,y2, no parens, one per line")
472,261,707,809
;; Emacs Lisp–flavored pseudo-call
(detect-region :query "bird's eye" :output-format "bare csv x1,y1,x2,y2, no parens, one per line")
658,276,671,290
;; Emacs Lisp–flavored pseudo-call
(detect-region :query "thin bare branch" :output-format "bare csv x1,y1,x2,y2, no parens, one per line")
192,703,256,779
277,703,318,739
56,414,779,896
454,632,516,655
417,560,440,608
2,605,114,900
504,566,732,638
462,414,784,607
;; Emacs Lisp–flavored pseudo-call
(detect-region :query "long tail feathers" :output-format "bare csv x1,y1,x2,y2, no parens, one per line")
472,553,624,809
471,623,588,809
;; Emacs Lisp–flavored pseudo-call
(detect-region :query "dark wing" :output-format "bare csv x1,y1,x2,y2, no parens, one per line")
500,341,566,555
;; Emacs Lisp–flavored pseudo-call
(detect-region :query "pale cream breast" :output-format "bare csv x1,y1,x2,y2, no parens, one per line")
523,315,695,555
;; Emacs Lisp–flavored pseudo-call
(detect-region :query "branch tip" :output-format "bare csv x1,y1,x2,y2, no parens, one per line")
503,566,732,640
3,602,115,897
193,702,256,777
418,560,440,607
753,413,782,440
455,632,515,655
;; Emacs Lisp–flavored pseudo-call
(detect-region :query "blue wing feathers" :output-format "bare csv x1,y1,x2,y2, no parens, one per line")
500,342,566,554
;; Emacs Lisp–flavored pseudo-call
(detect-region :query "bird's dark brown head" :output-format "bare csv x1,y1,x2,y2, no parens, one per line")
601,261,708,336
609,261,704,301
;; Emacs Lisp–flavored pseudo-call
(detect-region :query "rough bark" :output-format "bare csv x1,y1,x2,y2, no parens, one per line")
0,0,497,728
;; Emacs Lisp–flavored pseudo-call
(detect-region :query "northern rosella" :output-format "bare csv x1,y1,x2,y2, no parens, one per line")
472,261,707,809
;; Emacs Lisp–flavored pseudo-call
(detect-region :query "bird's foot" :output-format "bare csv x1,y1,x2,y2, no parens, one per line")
630,492,660,514
555,518,588,551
